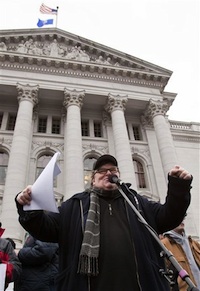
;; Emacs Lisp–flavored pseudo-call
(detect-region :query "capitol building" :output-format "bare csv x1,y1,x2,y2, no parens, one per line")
0,28,199,247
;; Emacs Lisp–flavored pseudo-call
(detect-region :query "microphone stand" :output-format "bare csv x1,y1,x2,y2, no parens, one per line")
117,182,199,291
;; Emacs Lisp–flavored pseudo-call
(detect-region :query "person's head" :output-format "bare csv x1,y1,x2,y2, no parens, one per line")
91,154,120,191
173,215,187,235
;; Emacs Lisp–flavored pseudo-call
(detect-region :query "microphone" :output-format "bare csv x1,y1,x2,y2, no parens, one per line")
108,175,123,185
109,175,140,211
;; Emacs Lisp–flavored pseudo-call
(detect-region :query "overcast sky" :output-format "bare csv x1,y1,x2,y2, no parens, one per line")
1,0,199,122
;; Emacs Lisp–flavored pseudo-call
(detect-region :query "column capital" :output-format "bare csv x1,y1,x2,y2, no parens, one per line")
142,99,171,124
63,88,85,109
16,83,39,106
105,93,128,114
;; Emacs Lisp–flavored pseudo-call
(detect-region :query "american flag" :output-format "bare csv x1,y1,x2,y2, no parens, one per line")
40,3,58,15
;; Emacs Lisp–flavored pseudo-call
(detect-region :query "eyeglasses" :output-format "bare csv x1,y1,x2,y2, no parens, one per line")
95,167,119,175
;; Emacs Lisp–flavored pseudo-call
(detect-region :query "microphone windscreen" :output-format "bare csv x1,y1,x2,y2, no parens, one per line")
108,175,119,184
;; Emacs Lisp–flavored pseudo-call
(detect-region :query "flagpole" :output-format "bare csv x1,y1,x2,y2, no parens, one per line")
56,6,59,28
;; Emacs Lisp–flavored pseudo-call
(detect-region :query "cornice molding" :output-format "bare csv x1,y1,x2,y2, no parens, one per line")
0,53,168,89
172,135,200,143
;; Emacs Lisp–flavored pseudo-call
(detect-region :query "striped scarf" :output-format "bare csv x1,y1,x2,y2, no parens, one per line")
78,191,100,276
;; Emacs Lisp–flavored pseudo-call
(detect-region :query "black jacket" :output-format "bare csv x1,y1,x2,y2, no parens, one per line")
16,175,192,291
15,235,58,291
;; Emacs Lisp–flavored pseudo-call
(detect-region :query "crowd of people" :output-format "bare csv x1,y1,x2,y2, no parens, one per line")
0,221,59,290
1,154,199,290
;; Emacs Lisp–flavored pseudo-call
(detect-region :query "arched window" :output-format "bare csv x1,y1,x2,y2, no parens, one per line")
133,159,146,189
36,153,57,187
83,157,97,189
0,151,9,185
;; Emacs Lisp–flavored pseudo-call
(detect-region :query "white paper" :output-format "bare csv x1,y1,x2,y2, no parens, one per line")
0,263,6,291
23,152,61,213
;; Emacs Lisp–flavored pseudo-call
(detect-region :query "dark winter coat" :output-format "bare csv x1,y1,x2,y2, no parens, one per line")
15,235,58,291
16,175,191,291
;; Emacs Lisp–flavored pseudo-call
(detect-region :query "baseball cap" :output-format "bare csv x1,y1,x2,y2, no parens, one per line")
93,154,118,171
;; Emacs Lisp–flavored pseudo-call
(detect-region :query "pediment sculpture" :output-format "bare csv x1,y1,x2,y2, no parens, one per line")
0,37,120,67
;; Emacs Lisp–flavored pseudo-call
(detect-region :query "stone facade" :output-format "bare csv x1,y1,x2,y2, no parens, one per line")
0,28,199,246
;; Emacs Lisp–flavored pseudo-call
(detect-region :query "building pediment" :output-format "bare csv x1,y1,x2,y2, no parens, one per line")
0,28,172,90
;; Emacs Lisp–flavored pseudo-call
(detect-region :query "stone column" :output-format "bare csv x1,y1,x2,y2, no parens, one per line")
144,99,178,178
63,88,85,199
105,94,137,188
102,111,115,154
141,126,167,203
1,83,39,243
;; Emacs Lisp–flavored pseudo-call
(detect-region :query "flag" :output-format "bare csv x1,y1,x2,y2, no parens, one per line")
37,18,54,27
40,3,58,14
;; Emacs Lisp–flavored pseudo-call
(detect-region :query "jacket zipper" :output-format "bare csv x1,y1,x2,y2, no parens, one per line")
125,200,142,291
108,203,113,215
80,199,142,291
